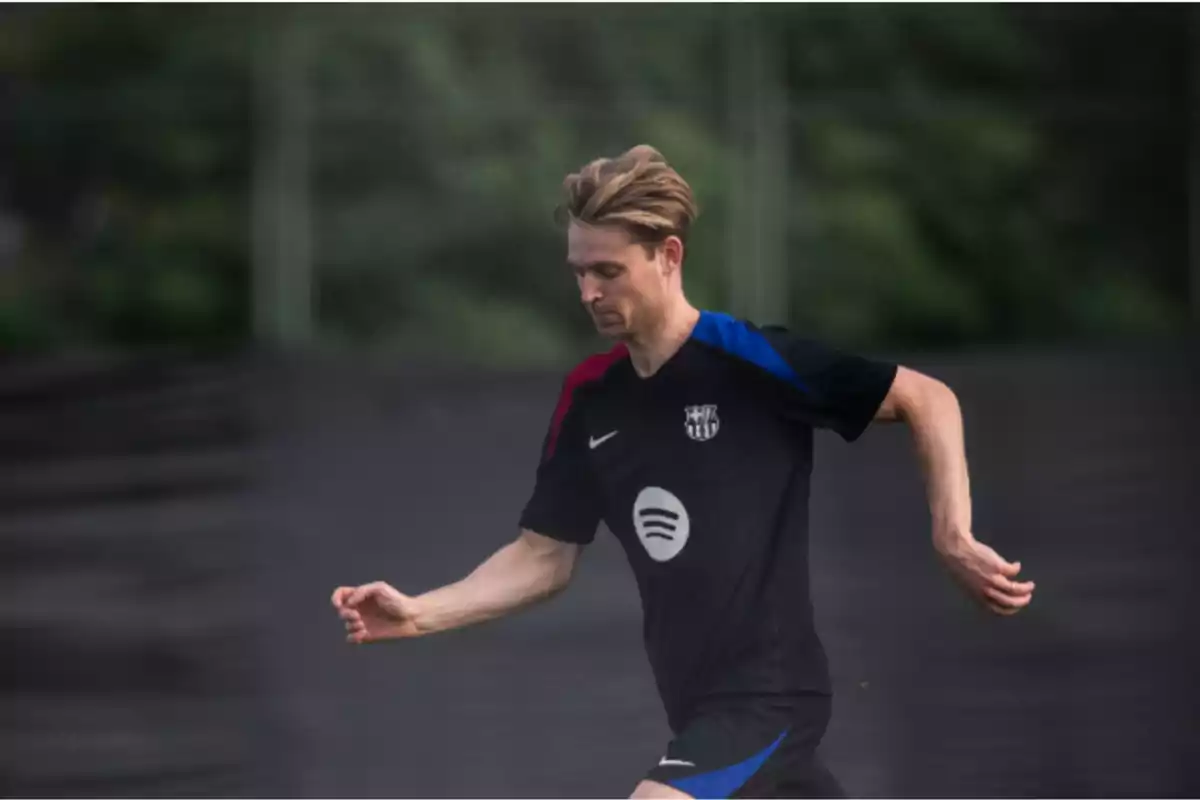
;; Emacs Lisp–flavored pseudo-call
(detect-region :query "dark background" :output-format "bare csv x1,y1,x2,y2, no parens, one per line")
3,352,1197,797
1,4,1198,798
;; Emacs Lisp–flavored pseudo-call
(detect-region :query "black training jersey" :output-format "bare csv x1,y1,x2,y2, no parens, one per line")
519,311,897,732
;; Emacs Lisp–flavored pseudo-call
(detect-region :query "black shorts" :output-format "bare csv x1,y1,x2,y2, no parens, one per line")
644,694,843,799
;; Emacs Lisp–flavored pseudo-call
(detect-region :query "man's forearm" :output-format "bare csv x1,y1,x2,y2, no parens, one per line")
410,535,574,635
897,376,973,547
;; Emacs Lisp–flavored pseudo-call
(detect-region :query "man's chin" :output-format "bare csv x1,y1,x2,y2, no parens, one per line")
592,317,629,339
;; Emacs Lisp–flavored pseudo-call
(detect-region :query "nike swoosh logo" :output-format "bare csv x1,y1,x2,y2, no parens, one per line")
658,757,696,767
589,430,618,449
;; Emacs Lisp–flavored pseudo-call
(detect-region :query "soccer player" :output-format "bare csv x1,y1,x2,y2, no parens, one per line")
331,145,1036,798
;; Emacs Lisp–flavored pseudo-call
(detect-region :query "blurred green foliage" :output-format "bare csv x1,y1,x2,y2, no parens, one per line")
0,5,1189,361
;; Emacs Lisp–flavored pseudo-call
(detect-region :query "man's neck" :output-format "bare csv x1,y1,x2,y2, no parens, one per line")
626,302,701,378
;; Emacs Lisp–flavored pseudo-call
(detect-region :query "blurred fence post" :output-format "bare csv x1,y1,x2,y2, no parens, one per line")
252,12,314,350
726,6,789,326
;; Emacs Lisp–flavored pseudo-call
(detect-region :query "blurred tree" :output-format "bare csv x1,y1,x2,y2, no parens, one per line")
0,4,1188,361
777,4,1188,348
0,5,254,353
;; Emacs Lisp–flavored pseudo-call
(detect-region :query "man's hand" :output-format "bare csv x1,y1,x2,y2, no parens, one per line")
331,582,424,644
329,531,579,647
934,533,1035,616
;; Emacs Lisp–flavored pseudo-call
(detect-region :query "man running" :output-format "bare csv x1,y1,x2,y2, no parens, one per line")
331,145,1036,798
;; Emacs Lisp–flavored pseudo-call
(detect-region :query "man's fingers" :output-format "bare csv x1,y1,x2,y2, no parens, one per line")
346,625,376,644
983,592,1022,616
331,586,354,609
998,559,1022,577
989,573,1035,595
347,582,388,608
335,585,382,645
985,585,1031,610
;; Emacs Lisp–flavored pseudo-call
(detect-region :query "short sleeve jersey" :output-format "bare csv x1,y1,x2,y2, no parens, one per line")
519,311,897,731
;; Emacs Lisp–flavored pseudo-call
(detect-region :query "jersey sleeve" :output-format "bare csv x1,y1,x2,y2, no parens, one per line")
517,380,603,545
759,325,898,443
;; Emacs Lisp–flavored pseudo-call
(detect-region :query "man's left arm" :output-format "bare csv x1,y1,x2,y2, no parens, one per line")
760,324,1036,615
874,366,1035,615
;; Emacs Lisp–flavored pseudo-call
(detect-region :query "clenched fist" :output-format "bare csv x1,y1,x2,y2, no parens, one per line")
331,581,424,643
935,533,1035,616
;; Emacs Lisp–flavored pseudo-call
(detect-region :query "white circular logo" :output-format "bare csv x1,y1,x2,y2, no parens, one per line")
632,487,690,562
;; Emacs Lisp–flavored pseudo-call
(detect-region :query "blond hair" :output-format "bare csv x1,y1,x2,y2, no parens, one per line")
557,145,699,246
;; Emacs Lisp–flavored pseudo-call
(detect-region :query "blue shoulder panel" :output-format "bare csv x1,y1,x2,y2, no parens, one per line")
691,310,806,393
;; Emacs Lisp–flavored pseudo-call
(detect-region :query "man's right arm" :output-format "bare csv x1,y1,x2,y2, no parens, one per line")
408,528,581,634
332,529,582,643
335,358,607,644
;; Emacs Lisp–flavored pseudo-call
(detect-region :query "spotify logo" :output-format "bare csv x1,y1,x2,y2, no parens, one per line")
632,486,690,562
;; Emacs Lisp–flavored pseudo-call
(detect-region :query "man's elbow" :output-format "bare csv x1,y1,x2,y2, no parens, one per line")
517,529,581,597
885,366,959,423
545,554,576,596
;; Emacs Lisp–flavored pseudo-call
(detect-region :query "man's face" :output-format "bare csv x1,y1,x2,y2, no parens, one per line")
566,221,679,339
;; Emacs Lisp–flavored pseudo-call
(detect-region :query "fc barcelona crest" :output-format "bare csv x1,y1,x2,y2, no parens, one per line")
684,404,720,442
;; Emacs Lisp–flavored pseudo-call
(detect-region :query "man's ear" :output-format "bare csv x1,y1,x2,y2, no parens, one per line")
660,235,684,277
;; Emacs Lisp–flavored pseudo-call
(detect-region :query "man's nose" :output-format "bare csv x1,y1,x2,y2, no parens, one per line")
579,273,603,305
